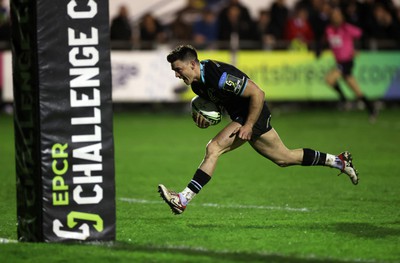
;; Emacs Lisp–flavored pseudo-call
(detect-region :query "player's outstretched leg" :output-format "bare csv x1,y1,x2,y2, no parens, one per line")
249,128,359,185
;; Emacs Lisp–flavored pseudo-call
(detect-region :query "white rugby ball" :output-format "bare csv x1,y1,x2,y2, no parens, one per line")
191,95,221,125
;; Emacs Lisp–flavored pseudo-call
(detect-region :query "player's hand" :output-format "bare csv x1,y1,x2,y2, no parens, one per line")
230,124,253,141
192,112,210,129
238,124,253,140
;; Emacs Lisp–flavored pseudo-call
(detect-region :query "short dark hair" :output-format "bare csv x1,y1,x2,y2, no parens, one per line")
166,45,199,63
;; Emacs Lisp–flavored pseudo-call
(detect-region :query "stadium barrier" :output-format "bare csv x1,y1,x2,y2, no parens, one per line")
11,0,116,242
3,50,400,103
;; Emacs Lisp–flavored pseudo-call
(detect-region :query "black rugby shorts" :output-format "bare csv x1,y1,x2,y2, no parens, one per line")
232,101,272,139
337,59,354,77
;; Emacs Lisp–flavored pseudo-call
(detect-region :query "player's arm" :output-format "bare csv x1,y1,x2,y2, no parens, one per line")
344,23,362,39
236,80,265,140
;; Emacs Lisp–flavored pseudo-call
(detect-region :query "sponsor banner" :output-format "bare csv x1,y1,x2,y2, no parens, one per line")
4,50,400,103
235,51,400,100
191,51,400,101
111,50,183,102
11,0,115,242
37,0,115,242
49,50,400,101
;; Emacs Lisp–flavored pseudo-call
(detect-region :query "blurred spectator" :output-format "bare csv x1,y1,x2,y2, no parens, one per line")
269,0,289,40
110,5,132,42
217,0,255,48
219,0,252,24
308,0,331,57
192,9,218,49
343,0,363,28
109,0,400,51
0,0,9,45
342,0,373,49
169,13,193,42
205,0,227,13
284,4,314,50
139,13,167,50
176,0,205,26
0,0,7,24
169,0,205,44
255,10,277,50
369,3,400,48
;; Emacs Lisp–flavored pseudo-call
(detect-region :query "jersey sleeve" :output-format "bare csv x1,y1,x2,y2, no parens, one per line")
217,72,249,96
344,23,362,39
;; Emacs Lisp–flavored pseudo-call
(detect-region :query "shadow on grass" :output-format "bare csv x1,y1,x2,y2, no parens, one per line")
109,241,359,263
334,222,400,239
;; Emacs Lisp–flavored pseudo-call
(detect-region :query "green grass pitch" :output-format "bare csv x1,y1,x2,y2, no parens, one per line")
0,107,399,262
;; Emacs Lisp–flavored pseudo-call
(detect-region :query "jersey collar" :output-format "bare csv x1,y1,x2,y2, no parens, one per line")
200,62,205,83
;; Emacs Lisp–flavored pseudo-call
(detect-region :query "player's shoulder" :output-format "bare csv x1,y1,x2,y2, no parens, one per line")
202,59,239,72
201,59,226,68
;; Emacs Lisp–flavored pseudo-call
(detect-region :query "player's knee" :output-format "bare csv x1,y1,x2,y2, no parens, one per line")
205,140,223,158
326,71,339,86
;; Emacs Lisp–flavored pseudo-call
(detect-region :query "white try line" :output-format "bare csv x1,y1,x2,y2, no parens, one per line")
0,238,17,243
119,197,310,212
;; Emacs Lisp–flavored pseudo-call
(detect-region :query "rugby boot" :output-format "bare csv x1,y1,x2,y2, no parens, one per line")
338,151,359,185
158,184,186,214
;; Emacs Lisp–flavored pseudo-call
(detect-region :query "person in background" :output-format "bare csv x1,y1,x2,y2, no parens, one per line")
368,3,400,49
255,10,277,50
309,0,332,57
192,8,218,50
110,5,132,45
284,4,314,50
269,0,289,42
217,0,255,49
139,13,167,50
325,7,377,121
169,12,193,42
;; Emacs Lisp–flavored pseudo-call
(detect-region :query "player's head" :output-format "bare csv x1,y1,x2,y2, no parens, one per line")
167,45,200,85
330,7,344,27
167,44,199,64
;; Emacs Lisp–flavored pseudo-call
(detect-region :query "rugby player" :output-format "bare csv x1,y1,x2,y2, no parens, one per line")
325,7,377,121
158,45,358,215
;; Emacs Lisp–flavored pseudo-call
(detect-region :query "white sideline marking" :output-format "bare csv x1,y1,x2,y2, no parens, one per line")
0,238,17,243
119,197,310,212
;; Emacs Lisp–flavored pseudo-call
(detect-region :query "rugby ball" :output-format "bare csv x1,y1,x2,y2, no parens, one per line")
191,95,221,125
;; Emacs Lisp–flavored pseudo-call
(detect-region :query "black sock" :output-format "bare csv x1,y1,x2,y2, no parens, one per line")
360,96,375,115
333,82,346,102
187,169,211,194
302,148,327,166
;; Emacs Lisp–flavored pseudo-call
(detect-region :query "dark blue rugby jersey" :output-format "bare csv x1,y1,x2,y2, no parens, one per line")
191,60,253,120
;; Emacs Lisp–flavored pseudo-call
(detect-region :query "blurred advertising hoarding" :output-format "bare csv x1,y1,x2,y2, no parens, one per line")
2,50,400,102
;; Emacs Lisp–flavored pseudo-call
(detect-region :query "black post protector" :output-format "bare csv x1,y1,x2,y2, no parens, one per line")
11,0,116,242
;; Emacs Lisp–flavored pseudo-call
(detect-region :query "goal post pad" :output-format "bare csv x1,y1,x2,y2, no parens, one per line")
11,0,116,242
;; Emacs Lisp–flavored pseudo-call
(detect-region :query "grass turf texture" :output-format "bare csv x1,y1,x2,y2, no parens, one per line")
0,108,399,262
